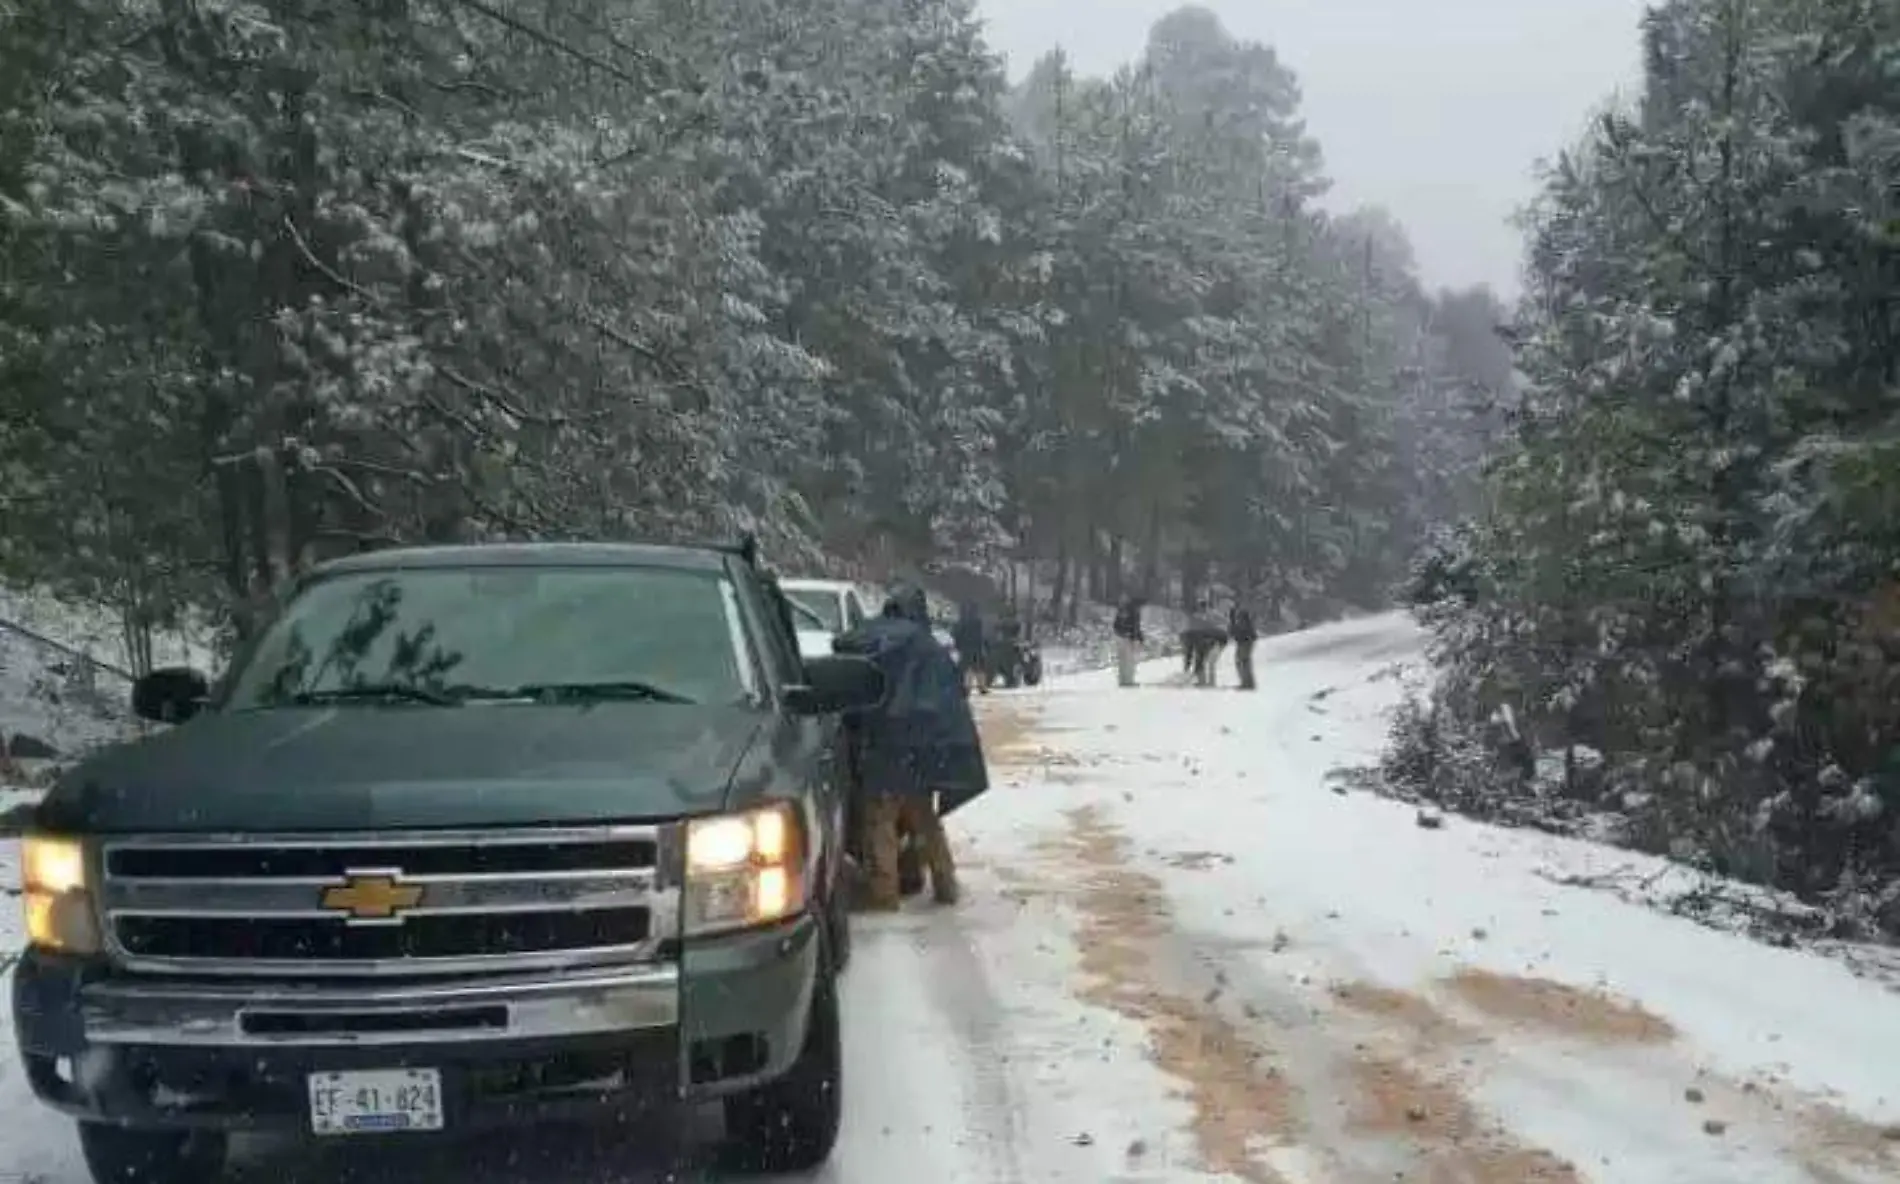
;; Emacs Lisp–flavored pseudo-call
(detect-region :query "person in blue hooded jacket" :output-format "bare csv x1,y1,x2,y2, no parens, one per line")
833,583,989,908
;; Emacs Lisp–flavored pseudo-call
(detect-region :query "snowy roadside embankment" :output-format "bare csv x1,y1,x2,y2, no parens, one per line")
0,585,213,803
0,620,131,770
0,586,213,675
1332,619,1900,993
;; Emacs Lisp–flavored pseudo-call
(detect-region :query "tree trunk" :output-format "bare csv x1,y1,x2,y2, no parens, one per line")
1142,499,1163,599
1182,550,1209,612
1050,542,1070,624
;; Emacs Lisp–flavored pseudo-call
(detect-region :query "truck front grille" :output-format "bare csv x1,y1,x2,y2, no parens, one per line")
104,838,658,880
113,908,652,961
98,826,677,977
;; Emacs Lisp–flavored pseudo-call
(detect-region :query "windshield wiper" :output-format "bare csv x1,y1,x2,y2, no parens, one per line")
283,684,462,707
466,680,699,705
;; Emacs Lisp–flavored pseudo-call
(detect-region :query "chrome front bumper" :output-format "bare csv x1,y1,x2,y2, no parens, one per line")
80,964,679,1048
15,919,817,1131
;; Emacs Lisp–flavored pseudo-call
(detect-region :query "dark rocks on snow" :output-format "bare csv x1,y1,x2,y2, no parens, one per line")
6,731,58,759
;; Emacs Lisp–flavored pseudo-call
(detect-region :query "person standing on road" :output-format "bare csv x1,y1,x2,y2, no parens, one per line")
951,600,987,695
1184,605,1227,687
988,602,1023,686
1112,595,1145,686
1201,619,1229,687
832,584,987,908
1228,603,1258,690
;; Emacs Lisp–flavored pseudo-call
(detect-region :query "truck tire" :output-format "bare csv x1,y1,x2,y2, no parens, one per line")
723,956,842,1171
828,876,853,971
78,1124,226,1184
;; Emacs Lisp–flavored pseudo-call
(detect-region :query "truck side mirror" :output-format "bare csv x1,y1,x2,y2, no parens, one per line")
785,655,885,715
132,666,212,724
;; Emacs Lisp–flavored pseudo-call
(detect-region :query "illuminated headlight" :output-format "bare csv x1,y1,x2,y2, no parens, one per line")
21,835,101,955
682,803,806,935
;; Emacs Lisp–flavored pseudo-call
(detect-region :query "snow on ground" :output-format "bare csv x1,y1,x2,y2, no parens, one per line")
0,587,212,677
949,615,1900,1182
3,612,1898,1183
1001,616,1900,1182
0,621,133,761
0,585,215,797
1031,597,1189,678
910,585,1188,679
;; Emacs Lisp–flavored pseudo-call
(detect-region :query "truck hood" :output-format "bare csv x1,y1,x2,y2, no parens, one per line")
37,704,765,834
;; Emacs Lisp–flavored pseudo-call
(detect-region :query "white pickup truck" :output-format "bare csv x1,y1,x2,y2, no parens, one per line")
780,578,962,665
780,578,873,660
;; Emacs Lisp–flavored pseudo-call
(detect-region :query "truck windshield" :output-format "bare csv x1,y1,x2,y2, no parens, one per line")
224,566,752,710
783,588,843,631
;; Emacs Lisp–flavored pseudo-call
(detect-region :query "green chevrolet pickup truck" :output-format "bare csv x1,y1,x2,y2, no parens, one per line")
11,540,884,1182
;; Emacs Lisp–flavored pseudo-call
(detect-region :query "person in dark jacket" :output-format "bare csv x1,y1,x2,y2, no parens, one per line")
1111,596,1145,687
832,584,988,908
951,600,987,695
1183,606,1228,687
988,603,1023,684
1228,603,1258,690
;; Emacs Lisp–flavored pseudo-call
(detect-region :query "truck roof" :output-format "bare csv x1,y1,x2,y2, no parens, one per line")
780,577,858,593
311,541,732,576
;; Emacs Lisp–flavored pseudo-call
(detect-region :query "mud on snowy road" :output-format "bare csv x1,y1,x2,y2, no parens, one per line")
985,764,1584,1182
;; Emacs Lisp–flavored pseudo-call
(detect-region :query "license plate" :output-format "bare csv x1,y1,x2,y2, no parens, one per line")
308,1068,444,1135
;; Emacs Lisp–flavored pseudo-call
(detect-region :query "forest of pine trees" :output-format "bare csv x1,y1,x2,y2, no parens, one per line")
1393,0,1900,939
6,0,1897,933
0,0,1506,640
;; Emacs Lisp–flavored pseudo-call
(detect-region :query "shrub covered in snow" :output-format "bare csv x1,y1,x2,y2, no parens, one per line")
1380,0,1900,941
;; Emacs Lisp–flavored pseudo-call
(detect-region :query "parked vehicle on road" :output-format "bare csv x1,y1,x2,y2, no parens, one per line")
780,578,873,660
13,539,884,1182
983,632,1044,689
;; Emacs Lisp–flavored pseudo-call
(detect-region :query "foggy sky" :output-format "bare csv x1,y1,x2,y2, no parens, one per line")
975,0,1654,298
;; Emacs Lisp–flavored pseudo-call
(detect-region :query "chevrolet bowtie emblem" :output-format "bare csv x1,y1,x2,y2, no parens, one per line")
320,873,423,920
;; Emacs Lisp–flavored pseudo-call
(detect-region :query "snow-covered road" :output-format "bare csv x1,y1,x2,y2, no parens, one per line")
5,612,1898,1182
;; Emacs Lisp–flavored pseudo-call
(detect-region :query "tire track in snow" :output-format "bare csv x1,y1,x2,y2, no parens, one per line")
902,904,1031,1183
1154,919,1584,1183
1415,971,1900,1183
1206,915,1898,1183
1032,802,1306,1183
